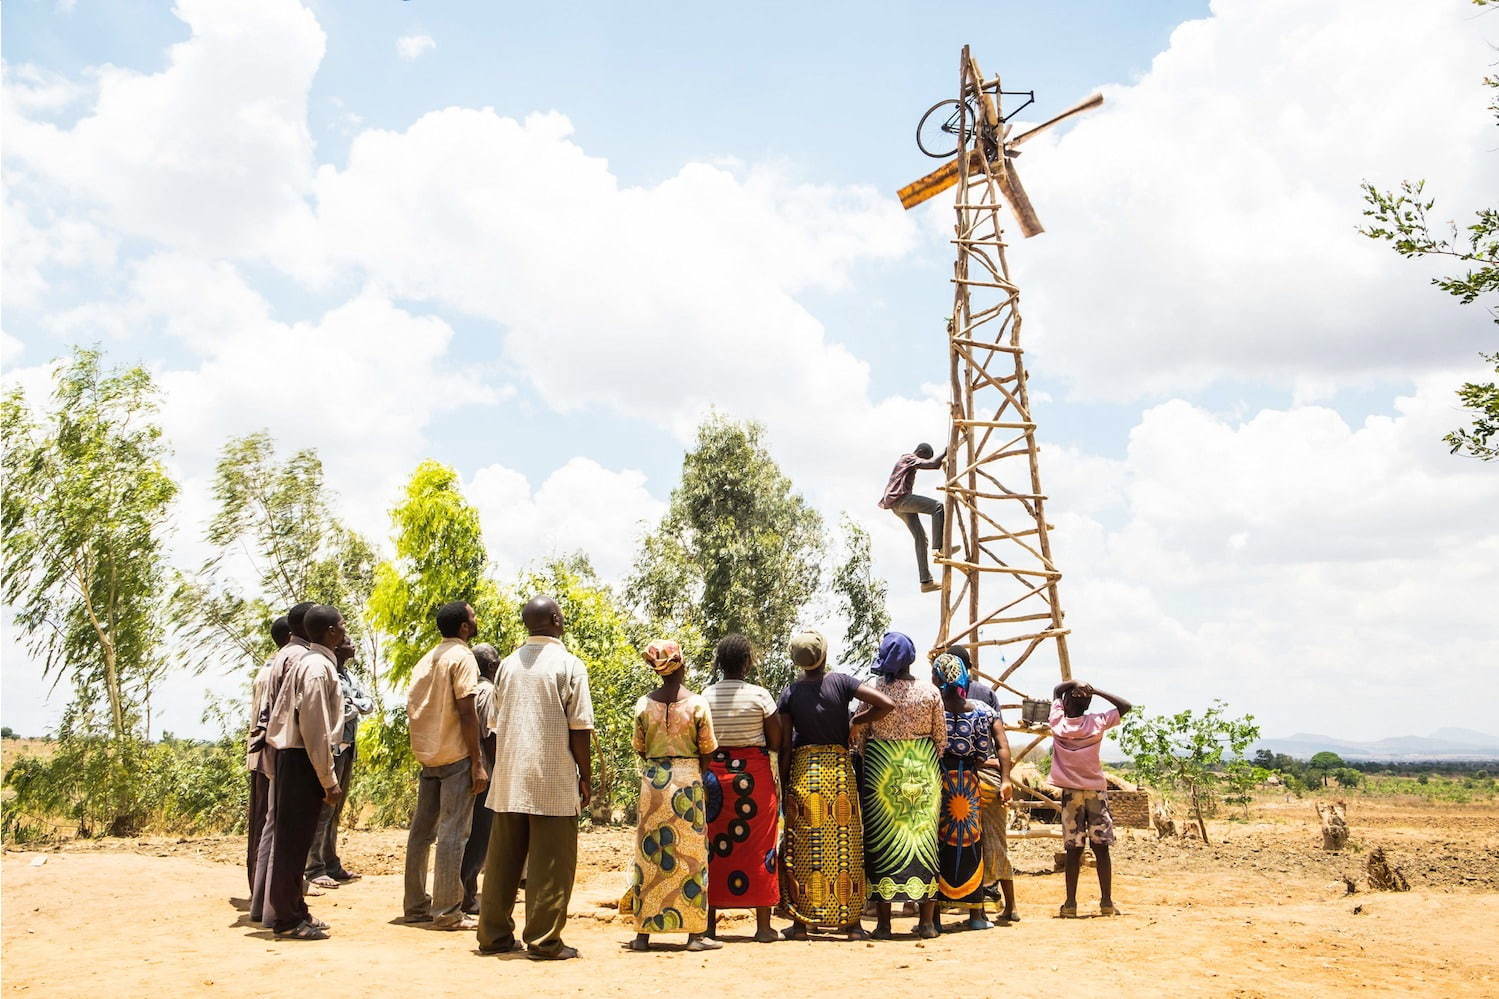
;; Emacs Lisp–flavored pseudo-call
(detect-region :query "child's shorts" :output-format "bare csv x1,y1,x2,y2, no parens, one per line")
1060,789,1116,848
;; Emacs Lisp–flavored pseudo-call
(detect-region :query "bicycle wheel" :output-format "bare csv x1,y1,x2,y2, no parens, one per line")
916,99,965,159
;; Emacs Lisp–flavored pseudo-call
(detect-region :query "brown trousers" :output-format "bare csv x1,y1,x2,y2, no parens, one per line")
477,813,578,956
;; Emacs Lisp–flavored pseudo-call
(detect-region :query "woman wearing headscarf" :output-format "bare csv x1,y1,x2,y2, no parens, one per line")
854,631,946,940
776,628,895,940
701,634,783,943
930,646,1014,931
942,645,1018,922
623,639,722,952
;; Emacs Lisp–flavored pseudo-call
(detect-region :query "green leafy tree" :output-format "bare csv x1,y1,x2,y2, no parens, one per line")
368,460,510,684
174,433,383,694
628,415,825,694
1360,3,1497,459
1,349,177,744
1114,700,1263,843
831,516,891,669
1334,767,1363,789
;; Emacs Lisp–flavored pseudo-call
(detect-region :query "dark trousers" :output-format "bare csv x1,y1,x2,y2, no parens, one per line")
460,734,498,913
305,746,355,880
246,770,270,893
267,748,324,933
890,493,944,583
477,813,578,957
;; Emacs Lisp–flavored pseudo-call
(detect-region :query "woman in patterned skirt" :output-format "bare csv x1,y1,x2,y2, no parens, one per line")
777,629,895,940
623,639,722,952
930,648,1012,931
702,634,783,943
855,632,946,940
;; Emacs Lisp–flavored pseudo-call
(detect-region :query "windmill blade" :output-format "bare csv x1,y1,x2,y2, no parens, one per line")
898,150,984,210
995,157,1044,238
1007,92,1103,148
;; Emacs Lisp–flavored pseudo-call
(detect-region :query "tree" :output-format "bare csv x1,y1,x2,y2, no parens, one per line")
1333,767,1363,789
1,349,177,744
628,415,824,693
1114,701,1264,843
1360,3,1498,459
174,433,383,693
831,516,890,669
368,460,509,684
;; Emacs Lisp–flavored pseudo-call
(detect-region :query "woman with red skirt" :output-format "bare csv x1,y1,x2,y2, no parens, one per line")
701,634,784,943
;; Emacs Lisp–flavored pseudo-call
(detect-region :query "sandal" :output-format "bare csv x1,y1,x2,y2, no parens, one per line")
305,916,329,931
528,945,580,961
1099,903,1122,917
1058,903,1078,919
275,921,329,941
685,937,724,952
309,876,341,889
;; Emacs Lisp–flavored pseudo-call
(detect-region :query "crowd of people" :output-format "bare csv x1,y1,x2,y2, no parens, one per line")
244,596,1130,958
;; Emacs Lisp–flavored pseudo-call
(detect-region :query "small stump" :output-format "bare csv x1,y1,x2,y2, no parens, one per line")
1366,847,1409,892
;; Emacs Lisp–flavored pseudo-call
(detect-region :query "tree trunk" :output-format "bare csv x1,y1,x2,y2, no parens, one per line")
1189,785,1210,843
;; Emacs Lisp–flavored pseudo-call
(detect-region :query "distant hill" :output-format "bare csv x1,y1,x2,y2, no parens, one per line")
1254,728,1499,762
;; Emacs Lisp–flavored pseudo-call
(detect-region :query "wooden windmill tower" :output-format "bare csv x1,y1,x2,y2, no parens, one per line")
899,47,1102,774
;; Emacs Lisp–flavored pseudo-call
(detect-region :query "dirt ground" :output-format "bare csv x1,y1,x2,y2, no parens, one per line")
4,795,1497,998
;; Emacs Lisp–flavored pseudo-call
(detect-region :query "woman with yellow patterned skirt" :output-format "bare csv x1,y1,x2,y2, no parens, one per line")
776,629,894,940
624,639,721,952
855,632,946,940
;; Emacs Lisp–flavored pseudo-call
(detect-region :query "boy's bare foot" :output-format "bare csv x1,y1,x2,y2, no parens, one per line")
915,923,939,939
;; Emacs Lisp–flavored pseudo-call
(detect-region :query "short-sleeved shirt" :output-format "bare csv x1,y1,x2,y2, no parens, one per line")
967,680,1000,710
702,679,777,747
407,638,481,767
486,636,595,816
878,454,925,509
778,671,865,748
1048,699,1121,791
631,693,718,759
944,702,997,760
859,676,947,751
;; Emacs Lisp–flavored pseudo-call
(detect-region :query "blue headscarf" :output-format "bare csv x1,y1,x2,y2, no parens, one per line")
931,651,970,697
872,631,916,679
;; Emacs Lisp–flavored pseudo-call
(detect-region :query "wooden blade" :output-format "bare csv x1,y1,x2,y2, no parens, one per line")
898,150,983,211
995,158,1044,238
1007,92,1103,147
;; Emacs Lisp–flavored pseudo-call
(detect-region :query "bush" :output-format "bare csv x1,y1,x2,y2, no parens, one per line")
3,734,245,841
349,710,420,828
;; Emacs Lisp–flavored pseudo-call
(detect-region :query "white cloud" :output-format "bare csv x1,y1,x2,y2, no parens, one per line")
396,34,435,62
998,0,1497,398
2,0,327,274
469,458,664,584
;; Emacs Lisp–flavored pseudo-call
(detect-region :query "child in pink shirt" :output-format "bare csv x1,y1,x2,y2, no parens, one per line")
1050,679,1132,918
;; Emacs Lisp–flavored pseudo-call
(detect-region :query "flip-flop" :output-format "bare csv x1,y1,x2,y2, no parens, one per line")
1058,904,1078,919
1099,904,1122,917
305,916,329,931
309,876,341,889
331,871,362,883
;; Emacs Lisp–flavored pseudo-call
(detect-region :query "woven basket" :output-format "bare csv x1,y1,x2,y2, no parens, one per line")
1109,790,1151,829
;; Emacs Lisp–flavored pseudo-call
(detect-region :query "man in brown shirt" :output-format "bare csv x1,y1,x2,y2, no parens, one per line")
403,601,489,930
249,601,315,926
877,442,948,592
263,604,346,940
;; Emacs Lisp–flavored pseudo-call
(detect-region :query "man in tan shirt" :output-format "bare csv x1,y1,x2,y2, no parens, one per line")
403,600,489,930
263,604,346,940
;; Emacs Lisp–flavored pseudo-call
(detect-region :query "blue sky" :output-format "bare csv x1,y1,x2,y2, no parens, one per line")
2,0,1496,741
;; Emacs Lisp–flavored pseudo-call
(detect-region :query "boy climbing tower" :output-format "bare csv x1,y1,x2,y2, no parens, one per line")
878,442,948,592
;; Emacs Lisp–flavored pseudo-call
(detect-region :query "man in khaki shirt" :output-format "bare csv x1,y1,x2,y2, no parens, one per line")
245,615,290,894
403,600,489,930
263,604,346,940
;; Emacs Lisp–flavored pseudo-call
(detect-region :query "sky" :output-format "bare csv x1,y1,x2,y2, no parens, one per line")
2,0,1496,742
